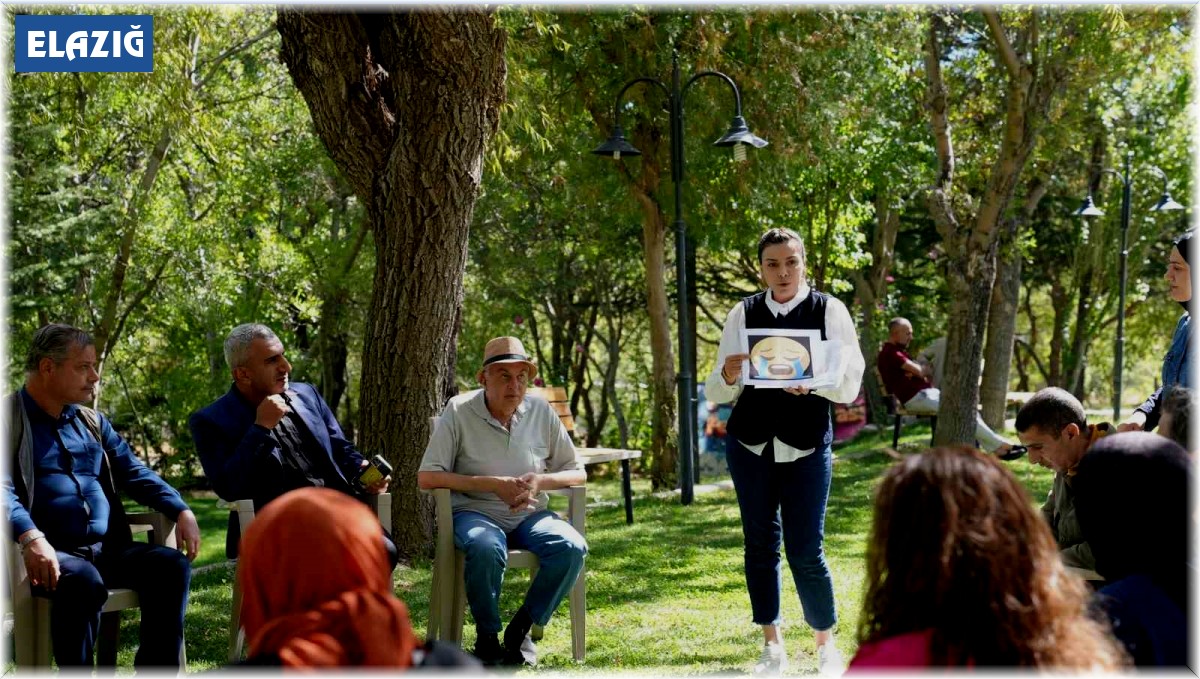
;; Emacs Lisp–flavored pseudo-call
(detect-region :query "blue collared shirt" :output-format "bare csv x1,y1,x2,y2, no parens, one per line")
6,389,188,547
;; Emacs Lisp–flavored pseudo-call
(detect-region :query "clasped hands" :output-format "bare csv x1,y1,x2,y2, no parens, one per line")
494,473,541,514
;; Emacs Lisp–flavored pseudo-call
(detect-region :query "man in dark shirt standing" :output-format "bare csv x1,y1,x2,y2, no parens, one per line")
189,324,394,563
876,317,1019,457
3,324,200,668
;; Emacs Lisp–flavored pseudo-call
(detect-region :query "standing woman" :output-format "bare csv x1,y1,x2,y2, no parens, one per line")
1119,230,1193,432
704,228,864,676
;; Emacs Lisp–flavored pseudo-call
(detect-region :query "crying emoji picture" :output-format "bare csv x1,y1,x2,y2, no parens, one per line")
748,336,813,380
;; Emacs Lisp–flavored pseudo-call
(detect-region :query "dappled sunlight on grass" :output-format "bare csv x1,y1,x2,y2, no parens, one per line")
89,423,1057,672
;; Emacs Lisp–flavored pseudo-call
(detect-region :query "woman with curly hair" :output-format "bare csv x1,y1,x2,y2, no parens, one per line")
849,446,1127,669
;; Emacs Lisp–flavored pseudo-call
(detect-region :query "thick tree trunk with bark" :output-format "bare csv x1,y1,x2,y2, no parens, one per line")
278,9,506,559
980,180,1045,428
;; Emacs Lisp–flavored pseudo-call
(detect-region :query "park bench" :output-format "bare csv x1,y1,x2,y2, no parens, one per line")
875,368,937,449
528,386,641,525
877,368,1034,450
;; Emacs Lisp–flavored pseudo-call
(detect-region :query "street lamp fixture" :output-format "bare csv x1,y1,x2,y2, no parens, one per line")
1073,151,1186,423
592,52,767,505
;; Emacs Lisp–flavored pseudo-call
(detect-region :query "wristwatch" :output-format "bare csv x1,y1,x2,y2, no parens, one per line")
18,530,45,551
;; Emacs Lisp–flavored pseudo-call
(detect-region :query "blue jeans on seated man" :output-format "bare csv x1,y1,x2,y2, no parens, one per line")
726,438,836,632
33,540,191,668
453,509,588,635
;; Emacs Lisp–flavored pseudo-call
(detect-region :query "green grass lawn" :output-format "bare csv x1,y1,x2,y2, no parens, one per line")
86,422,1054,673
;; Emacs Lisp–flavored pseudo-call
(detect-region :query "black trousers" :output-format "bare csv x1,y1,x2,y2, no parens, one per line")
34,540,190,668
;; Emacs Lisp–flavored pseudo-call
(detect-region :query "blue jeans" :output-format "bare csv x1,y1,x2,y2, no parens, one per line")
34,541,191,667
453,509,588,634
726,438,836,631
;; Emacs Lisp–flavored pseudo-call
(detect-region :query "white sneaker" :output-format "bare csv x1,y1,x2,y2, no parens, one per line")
816,642,846,677
753,641,788,676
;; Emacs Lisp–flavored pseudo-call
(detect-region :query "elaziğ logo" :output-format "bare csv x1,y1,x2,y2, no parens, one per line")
15,15,154,73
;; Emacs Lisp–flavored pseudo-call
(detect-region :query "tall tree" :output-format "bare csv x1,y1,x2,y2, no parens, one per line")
276,10,507,557
923,8,1082,447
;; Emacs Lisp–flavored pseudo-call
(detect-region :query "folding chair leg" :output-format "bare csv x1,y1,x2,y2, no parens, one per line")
450,556,467,646
228,572,245,662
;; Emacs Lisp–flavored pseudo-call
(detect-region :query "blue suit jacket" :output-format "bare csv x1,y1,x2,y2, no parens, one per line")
190,382,365,506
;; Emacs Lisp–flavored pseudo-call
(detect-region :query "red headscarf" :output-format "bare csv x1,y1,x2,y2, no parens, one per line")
237,487,418,668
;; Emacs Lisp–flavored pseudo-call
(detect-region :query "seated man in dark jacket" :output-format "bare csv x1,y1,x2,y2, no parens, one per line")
3,324,200,669
189,323,394,563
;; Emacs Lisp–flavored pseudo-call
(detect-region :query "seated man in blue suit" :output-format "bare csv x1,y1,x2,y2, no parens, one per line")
189,323,395,564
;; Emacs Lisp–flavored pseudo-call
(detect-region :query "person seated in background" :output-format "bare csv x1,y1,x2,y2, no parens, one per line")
876,318,1018,457
1013,387,1113,574
418,336,587,667
1074,432,1192,668
236,487,479,668
915,336,946,388
1156,385,1192,451
849,446,1127,670
189,323,395,565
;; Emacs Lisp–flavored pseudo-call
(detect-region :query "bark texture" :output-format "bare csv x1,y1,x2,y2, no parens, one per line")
980,178,1046,428
278,9,506,558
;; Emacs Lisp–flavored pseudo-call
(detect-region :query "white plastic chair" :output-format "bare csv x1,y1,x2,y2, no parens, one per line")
7,512,186,668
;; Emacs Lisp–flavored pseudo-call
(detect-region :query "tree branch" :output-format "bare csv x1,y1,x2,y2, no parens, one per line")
982,9,1022,81
923,14,954,191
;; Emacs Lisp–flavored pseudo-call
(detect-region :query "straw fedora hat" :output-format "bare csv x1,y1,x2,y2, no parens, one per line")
480,336,538,378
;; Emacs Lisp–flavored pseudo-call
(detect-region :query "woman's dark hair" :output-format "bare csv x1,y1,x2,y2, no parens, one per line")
857,446,1126,668
756,228,805,264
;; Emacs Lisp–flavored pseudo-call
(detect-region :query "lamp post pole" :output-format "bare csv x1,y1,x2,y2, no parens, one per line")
1114,152,1132,424
1074,150,1184,423
593,53,766,505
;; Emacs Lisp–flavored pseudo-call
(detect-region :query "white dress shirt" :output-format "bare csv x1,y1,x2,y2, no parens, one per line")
704,284,865,462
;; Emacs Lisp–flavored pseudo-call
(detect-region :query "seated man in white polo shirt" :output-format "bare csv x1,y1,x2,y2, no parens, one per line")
418,337,587,667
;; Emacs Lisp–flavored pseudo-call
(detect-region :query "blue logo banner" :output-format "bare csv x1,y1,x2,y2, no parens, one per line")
15,14,154,73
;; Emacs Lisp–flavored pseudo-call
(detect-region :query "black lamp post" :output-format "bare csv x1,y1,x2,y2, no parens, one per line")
593,53,767,505
1073,150,1185,422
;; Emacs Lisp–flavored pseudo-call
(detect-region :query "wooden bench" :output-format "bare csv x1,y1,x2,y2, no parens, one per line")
874,367,937,449
529,387,642,525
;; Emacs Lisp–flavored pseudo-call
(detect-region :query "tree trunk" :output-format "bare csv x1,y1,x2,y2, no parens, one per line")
980,247,1022,428
278,9,506,559
980,180,1045,428
853,189,902,427
632,167,679,491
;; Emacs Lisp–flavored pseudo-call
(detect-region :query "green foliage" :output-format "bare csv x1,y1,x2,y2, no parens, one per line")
6,6,1190,481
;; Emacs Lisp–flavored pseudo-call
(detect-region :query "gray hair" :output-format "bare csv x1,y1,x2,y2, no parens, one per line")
224,323,279,371
24,324,94,374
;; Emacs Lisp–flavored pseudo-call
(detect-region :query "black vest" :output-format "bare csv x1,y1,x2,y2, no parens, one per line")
725,290,833,451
